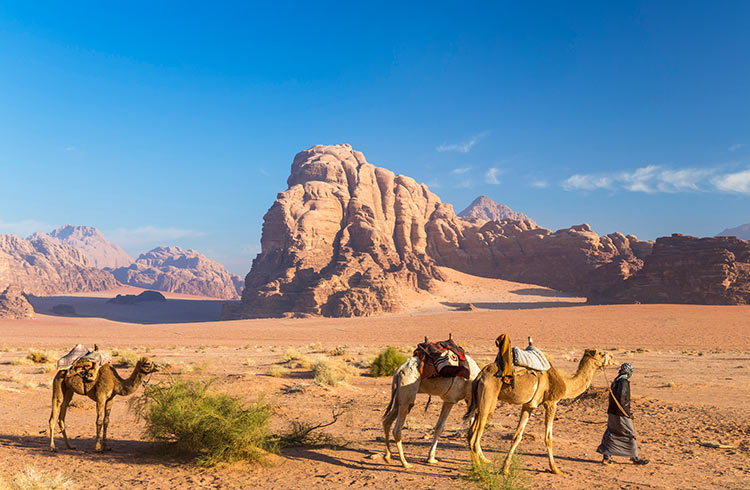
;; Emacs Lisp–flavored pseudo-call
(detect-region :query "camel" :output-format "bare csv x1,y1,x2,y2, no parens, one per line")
383,355,480,468
466,348,613,475
49,357,158,452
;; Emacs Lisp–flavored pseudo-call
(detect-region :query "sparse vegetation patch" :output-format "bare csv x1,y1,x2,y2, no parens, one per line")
369,346,408,377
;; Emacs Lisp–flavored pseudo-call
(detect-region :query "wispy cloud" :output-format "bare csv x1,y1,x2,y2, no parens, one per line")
563,164,750,194
729,143,744,152
530,179,549,189
103,226,206,250
485,168,501,185
562,174,613,191
64,146,76,152
436,131,490,153
456,179,474,189
450,167,471,175
0,219,54,237
712,169,750,194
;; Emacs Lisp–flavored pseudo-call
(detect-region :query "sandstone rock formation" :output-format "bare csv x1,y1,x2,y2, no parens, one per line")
0,234,119,295
718,222,750,240
222,144,447,319
458,195,534,224
112,246,242,299
590,234,750,305
0,285,35,319
37,225,133,269
426,216,653,297
223,144,652,319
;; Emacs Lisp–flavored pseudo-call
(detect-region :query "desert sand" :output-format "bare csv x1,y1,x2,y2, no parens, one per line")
0,277,748,488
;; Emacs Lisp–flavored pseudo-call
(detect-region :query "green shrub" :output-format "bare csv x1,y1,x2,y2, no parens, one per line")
369,347,408,377
131,379,275,467
463,455,528,490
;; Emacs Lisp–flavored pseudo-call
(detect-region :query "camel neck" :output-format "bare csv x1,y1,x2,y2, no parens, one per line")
564,356,600,399
115,365,146,396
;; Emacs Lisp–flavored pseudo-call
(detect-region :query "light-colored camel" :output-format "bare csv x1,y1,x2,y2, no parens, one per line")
49,357,158,452
383,355,480,468
466,349,613,475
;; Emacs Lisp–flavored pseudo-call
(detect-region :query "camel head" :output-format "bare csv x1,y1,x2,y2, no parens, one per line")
136,357,160,374
582,349,614,369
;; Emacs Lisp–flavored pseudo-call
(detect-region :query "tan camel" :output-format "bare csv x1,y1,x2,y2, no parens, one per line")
383,355,480,468
466,349,613,475
49,357,158,452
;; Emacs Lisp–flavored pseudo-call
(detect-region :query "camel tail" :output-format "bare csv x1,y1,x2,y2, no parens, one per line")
463,377,479,421
383,377,398,419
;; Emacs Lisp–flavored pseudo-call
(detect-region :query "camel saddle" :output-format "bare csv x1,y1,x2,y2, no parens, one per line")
494,335,549,385
57,344,111,381
414,338,470,379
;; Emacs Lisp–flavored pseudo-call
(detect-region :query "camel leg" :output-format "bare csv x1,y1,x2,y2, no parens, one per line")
502,405,533,476
94,397,105,452
426,402,454,464
469,382,499,465
49,374,65,452
382,403,399,464
102,398,113,451
544,402,562,475
393,402,413,469
58,387,76,450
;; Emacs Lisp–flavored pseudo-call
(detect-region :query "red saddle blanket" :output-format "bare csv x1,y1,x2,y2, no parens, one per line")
414,339,470,379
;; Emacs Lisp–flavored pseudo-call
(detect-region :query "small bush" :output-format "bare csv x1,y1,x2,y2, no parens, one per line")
463,455,528,490
177,361,210,374
267,365,290,378
312,358,355,387
307,342,324,352
3,466,75,489
26,350,55,364
330,346,347,356
369,347,408,377
130,379,275,467
242,358,257,367
281,348,303,363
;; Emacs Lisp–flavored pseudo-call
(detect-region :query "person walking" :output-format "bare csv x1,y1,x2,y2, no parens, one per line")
597,363,649,465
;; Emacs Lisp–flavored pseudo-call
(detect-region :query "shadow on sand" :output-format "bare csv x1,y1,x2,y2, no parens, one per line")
27,295,231,325
441,301,584,311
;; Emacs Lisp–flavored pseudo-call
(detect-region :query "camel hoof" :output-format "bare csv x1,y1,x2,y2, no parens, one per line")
401,463,413,470
480,456,491,465
383,454,391,464
551,469,564,475
50,447,57,453
425,457,439,464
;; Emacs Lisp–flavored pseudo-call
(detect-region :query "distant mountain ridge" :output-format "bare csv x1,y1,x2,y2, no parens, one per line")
718,222,750,240
112,246,243,299
458,195,534,224
35,225,133,269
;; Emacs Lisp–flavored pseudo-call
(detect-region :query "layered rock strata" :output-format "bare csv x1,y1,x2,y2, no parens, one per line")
0,284,35,319
0,234,119,295
113,246,243,299
590,234,750,305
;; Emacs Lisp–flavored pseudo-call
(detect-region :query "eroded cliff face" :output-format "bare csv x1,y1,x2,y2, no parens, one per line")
426,211,653,297
222,144,446,319
591,234,750,305
0,284,35,319
223,144,652,319
112,246,243,300
0,234,119,295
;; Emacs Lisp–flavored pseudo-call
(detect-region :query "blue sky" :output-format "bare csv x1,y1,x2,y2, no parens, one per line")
1,2,748,275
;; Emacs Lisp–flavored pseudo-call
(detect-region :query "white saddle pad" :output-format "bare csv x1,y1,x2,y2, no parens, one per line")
513,346,550,371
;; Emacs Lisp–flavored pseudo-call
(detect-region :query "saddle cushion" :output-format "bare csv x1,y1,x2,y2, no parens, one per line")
512,345,550,372
414,339,470,379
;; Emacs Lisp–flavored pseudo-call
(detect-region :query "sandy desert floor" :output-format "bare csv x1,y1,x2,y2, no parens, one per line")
1,279,749,489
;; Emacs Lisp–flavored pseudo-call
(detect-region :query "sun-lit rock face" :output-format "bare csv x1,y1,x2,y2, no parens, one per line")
0,233,119,295
0,284,35,319
590,234,750,305
112,246,243,300
41,225,133,269
222,144,447,319
222,144,653,319
458,195,534,225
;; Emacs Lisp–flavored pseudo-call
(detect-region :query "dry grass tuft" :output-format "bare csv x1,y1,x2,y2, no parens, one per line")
26,350,56,364
1,466,75,489
312,358,354,387
267,365,290,378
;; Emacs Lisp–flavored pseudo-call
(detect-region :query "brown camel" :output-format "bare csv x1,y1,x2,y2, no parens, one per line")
466,349,613,475
49,357,158,452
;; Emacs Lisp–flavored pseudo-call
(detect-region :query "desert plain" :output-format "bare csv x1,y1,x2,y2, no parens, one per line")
0,272,748,489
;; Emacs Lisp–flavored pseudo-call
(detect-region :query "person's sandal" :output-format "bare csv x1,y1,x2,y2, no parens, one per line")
631,457,649,465
602,457,613,465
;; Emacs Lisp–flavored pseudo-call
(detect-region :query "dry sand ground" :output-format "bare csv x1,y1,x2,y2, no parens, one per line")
1,278,749,489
